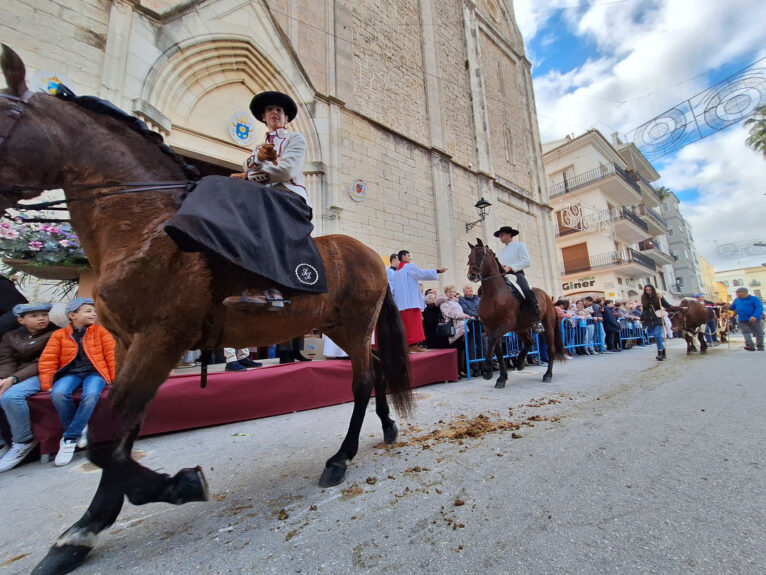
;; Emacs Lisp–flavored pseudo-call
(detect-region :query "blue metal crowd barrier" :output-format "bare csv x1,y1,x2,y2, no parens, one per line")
559,317,604,355
618,318,646,346
464,319,540,380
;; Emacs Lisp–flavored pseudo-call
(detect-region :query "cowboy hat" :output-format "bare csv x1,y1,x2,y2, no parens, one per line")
493,225,519,238
249,91,298,123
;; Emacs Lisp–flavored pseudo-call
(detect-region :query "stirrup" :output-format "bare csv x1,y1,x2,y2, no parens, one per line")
223,289,290,310
532,321,545,334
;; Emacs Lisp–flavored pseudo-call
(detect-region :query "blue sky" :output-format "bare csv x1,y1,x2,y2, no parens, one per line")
514,0,766,271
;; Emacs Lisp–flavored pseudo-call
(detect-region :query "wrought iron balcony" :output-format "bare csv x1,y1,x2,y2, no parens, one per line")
561,248,656,275
548,162,641,199
638,239,674,265
636,204,667,229
610,206,649,232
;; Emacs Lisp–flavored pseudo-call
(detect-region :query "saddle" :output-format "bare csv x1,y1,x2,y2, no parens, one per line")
502,274,525,301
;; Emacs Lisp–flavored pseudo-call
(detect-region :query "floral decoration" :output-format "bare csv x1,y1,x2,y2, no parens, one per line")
0,219,88,266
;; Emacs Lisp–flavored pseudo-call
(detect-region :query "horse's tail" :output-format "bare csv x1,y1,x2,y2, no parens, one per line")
375,286,414,418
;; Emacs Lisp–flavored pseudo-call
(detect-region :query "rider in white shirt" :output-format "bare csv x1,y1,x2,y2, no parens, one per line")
494,225,543,333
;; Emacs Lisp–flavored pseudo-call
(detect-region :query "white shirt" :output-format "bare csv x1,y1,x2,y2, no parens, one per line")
391,263,438,311
497,242,531,273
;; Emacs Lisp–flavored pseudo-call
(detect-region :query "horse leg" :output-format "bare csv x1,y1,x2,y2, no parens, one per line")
372,355,398,445
493,336,508,389
699,332,708,354
686,335,694,354
319,350,376,487
514,338,530,372
482,335,497,380
33,333,208,575
542,323,555,383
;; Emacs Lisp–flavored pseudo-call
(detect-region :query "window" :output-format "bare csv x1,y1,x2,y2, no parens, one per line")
504,126,515,165
733,279,743,287
676,277,684,287
723,280,730,287
668,229,674,236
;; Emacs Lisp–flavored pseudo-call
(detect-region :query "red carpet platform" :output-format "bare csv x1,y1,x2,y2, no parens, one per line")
28,349,457,456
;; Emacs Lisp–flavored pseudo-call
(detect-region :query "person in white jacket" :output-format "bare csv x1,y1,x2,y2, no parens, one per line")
390,250,447,352
495,225,543,333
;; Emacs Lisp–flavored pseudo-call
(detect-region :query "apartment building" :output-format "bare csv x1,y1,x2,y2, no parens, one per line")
716,266,766,303
542,130,674,301
661,192,704,297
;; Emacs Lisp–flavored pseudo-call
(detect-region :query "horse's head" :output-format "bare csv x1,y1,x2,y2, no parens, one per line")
0,45,66,211
467,238,501,282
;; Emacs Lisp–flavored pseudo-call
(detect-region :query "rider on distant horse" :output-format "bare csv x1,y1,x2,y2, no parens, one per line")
226,91,309,309
494,225,544,333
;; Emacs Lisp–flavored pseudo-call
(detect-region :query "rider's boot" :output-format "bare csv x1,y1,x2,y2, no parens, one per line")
530,302,545,334
223,288,288,311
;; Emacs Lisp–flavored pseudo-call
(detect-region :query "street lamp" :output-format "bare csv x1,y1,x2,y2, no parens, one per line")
465,197,492,232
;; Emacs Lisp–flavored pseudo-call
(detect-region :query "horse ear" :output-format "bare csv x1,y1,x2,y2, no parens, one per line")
1,45,28,97
467,241,474,249
476,238,484,246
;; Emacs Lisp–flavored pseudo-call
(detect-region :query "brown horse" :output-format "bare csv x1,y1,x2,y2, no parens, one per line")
0,45,413,575
466,239,565,386
667,299,709,354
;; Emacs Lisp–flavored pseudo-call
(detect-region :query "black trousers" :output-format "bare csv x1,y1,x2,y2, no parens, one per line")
506,270,538,311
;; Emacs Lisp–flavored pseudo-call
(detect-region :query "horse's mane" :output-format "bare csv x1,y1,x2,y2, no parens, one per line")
54,85,199,180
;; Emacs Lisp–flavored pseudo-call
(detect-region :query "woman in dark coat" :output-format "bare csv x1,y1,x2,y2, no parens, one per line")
640,284,672,361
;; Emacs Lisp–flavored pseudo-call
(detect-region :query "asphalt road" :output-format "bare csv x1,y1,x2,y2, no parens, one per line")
1,336,763,575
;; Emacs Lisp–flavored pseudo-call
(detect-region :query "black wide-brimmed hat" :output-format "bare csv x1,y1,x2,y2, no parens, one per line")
493,225,519,238
249,91,298,123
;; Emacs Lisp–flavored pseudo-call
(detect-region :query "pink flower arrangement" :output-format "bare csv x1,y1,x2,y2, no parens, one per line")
0,219,87,266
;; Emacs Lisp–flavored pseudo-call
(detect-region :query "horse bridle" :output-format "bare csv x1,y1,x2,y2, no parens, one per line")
473,246,504,282
0,91,190,222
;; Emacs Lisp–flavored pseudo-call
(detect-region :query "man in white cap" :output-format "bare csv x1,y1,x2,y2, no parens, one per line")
494,225,543,333
0,303,56,472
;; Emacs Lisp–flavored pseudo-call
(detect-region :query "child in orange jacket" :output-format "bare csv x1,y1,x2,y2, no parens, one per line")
38,297,115,466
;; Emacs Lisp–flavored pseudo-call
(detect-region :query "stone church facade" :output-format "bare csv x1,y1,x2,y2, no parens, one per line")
2,0,558,293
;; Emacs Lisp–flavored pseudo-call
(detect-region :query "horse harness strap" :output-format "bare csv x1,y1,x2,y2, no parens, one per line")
0,90,33,149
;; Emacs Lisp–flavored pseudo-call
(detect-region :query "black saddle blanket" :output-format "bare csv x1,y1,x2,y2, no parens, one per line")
165,176,326,293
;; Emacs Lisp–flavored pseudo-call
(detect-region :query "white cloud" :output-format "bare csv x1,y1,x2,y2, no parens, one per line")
521,0,766,271
658,126,766,271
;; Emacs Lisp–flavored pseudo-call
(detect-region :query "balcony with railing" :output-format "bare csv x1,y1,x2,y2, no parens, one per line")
635,204,668,234
548,162,643,205
636,174,664,207
609,206,649,242
561,248,656,277
638,239,675,265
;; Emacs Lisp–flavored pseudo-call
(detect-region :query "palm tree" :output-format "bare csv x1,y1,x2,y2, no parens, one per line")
745,104,766,158
655,185,670,202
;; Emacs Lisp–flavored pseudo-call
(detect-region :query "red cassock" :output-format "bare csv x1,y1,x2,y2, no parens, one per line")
399,308,426,345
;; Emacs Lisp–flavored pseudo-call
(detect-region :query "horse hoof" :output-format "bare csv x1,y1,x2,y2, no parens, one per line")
318,461,347,488
32,544,92,575
172,466,209,504
542,374,552,383
494,379,506,389
383,421,398,445
482,371,493,381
